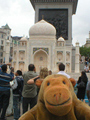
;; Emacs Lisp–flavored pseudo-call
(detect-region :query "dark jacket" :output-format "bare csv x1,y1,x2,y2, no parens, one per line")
13,76,23,96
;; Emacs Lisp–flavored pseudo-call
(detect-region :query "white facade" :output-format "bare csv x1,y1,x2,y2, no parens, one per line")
0,24,12,64
12,20,79,73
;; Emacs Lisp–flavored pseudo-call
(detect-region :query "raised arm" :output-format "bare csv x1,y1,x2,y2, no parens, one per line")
27,76,39,84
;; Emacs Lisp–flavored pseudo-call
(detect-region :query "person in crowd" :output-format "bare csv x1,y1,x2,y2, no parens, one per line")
84,63,89,73
48,70,52,75
0,63,11,73
27,67,49,94
57,63,76,87
0,66,2,72
6,67,14,117
77,71,88,102
10,67,14,78
85,57,89,65
13,70,23,120
86,80,90,106
0,64,13,120
89,66,90,73
22,64,38,114
57,63,71,78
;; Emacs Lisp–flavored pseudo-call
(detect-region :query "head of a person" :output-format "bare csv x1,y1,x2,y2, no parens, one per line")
15,70,22,76
39,67,48,79
58,63,65,71
1,64,7,72
28,64,35,71
48,70,52,75
81,71,87,78
10,67,14,72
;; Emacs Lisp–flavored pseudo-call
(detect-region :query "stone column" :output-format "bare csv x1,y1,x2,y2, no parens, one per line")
5,40,10,64
16,41,19,70
75,41,80,73
12,42,14,67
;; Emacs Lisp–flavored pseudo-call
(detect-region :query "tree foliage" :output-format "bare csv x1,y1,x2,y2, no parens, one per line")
80,46,90,57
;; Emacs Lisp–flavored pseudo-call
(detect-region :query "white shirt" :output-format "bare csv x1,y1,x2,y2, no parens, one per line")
84,66,89,71
57,71,70,79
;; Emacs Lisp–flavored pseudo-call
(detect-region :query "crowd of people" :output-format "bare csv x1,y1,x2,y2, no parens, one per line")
0,62,90,120
0,63,53,120
80,56,90,73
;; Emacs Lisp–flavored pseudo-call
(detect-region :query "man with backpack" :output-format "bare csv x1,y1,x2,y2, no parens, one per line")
12,70,23,120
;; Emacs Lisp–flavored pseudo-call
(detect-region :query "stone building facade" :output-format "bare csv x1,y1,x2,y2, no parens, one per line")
84,31,90,48
12,20,79,73
0,24,12,64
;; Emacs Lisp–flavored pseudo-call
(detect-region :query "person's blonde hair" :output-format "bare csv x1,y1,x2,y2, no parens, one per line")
39,67,48,79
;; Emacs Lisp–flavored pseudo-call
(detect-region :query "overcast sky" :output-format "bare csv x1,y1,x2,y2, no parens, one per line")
0,0,90,46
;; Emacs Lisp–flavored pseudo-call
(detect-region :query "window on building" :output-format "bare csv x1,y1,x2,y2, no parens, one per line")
0,52,3,57
8,31,10,34
1,40,3,45
1,34,3,38
0,59,3,64
7,36,9,40
1,52,3,57
40,57,43,61
1,46,3,50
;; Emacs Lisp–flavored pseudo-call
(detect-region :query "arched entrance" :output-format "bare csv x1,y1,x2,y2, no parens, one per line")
34,50,48,72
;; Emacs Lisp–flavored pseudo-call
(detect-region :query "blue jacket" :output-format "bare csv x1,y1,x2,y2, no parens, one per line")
0,72,13,91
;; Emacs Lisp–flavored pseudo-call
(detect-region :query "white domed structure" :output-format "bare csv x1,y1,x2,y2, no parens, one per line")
12,20,79,74
57,37,65,47
20,36,27,41
58,37,65,41
29,19,56,37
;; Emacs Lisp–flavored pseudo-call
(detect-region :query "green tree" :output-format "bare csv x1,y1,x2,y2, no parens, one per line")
80,46,90,57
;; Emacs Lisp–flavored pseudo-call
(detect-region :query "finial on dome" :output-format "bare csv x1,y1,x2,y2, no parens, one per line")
76,40,79,46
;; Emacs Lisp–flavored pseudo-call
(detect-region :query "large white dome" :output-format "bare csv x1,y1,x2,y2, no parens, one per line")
29,20,56,37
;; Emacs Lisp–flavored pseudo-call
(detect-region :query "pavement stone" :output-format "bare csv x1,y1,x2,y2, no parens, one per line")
7,116,14,120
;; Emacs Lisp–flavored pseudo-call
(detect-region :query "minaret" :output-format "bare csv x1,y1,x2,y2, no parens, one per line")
89,31,90,38
5,40,10,64
75,41,80,73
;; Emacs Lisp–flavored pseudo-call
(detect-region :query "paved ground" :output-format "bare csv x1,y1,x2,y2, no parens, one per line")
6,101,23,120
6,102,89,120
7,116,14,120
6,105,22,120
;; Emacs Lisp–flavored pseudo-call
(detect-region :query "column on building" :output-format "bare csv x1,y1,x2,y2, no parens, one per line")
5,40,10,64
16,41,19,70
75,41,80,73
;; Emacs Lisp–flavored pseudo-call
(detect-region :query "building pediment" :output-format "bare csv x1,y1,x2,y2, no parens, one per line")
30,0,78,14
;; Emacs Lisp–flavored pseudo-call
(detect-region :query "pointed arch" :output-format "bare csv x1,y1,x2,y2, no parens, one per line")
34,50,48,72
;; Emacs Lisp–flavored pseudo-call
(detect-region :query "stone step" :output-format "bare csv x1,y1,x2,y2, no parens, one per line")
68,73,90,81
